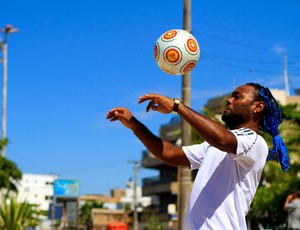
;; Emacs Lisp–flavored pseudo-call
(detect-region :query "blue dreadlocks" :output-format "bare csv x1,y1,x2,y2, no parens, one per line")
247,83,290,172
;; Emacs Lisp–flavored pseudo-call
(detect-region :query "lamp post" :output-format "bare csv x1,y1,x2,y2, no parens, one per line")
177,0,192,229
128,160,139,230
0,24,19,157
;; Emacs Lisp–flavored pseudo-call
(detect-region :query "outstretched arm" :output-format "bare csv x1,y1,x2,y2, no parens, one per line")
106,107,190,167
138,94,237,154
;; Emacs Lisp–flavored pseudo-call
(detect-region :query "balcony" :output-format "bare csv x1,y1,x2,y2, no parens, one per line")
142,176,178,196
159,116,181,142
141,151,163,169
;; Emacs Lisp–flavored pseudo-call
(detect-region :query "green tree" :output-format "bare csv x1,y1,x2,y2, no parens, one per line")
79,201,104,227
281,103,300,150
0,157,22,193
0,196,40,229
144,215,166,230
0,138,22,194
247,103,300,229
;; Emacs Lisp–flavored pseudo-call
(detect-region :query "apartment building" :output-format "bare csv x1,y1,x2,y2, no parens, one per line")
17,173,58,210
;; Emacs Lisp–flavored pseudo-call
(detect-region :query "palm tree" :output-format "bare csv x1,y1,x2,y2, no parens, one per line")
0,138,22,194
0,157,22,194
0,196,40,229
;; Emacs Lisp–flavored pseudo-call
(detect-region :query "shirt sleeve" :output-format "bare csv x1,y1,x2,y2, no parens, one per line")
286,200,298,212
182,142,210,170
183,128,268,170
230,128,268,168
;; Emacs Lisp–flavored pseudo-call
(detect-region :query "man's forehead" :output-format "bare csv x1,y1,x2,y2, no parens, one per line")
232,84,255,94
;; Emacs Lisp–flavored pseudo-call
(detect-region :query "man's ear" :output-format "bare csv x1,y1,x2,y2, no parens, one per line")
254,101,265,113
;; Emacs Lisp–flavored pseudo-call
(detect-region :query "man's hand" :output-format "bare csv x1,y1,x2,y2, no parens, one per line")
106,107,136,129
138,94,174,114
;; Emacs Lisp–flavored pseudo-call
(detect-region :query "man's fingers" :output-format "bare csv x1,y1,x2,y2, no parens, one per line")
138,97,147,104
106,112,115,120
108,116,119,122
139,94,159,104
106,108,126,120
146,101,154,112
106,111,118,122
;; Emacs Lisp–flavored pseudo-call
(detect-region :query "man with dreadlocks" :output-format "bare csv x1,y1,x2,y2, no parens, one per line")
106,83,289,230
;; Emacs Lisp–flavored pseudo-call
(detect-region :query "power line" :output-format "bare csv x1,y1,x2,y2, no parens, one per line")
204,56,281,75
196,31,269,52
202,52,295,65
201,53,300,76
196,30,300,60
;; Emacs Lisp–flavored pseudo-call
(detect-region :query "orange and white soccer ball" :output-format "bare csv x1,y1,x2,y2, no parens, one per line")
154,29,200,75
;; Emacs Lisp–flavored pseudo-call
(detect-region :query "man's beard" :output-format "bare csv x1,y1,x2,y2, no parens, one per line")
221,112,247,129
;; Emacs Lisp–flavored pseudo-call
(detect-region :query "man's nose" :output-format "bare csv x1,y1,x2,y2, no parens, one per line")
226,97,233,104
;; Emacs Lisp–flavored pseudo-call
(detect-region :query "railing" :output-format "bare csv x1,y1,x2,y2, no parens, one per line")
142,176,176,186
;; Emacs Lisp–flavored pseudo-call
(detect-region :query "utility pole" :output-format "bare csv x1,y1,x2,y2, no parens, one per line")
128,160,139,230
283,51,290,96
178,0,192,229
0,25,19,157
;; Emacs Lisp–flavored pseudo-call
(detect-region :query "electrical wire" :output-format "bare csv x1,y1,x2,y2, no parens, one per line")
202,52,295,65
196,30,300,60
203,56,282,75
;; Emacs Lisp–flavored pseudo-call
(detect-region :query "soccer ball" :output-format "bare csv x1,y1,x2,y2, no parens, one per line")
154,29,200,75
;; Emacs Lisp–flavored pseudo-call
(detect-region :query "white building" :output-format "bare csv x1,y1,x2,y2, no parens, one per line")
121,181,152,211
17,173,58,210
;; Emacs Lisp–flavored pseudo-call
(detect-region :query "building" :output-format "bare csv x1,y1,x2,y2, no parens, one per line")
121,180,151,211
17,173,58,210
271,89,300,106
79,188,151,229
79,186,151,211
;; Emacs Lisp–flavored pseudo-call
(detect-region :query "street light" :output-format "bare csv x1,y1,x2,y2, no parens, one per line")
177,0,192,229
0,24,19,157
128,160,139,230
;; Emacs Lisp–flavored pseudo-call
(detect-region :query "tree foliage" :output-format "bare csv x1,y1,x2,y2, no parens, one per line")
247,103,300,229
0,157,22,193
144,215,166,230
0,138,22,193
0,196,41,229
79,201,104,226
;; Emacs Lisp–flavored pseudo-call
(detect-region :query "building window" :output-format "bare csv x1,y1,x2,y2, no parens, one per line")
45,195,53,201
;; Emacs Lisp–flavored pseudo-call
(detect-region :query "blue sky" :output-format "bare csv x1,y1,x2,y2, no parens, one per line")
1,0,299,195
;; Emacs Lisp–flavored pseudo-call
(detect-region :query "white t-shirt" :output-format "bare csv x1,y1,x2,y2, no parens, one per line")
182,128,268,230
286,199,300,229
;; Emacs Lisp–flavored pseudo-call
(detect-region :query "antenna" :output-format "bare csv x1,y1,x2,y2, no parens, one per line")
283,51,290,96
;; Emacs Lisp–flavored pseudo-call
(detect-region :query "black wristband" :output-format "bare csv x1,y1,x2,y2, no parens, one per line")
172,98,182,114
